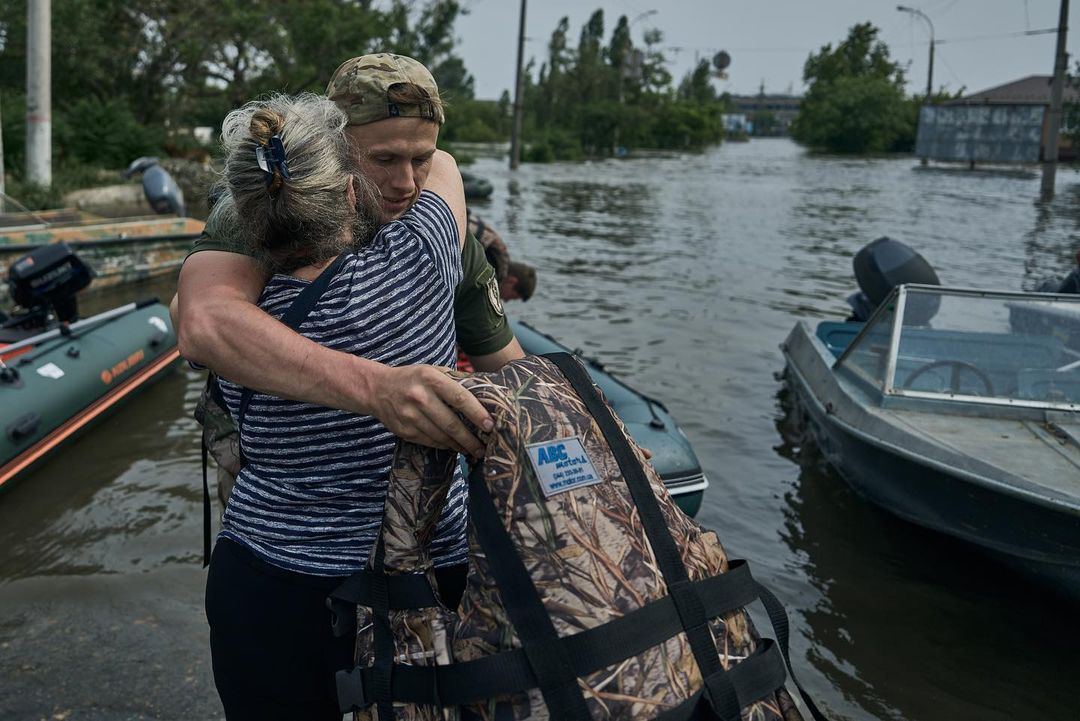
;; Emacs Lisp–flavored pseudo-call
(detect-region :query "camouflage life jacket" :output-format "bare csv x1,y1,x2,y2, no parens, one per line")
331,353,826,721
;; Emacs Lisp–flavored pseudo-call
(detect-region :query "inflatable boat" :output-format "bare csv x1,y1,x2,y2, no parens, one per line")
0,243,179,489
510,319,709,516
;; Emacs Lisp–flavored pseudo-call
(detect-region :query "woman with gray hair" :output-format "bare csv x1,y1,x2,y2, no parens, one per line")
201,92,470,719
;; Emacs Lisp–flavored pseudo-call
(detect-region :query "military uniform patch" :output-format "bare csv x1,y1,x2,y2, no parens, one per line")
486,274,504,316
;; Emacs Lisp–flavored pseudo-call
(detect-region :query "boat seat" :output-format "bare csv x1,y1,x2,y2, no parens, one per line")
816,321,864,358
1017,368,1080,403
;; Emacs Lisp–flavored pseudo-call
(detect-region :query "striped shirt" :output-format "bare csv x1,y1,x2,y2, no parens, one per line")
217,191,467,576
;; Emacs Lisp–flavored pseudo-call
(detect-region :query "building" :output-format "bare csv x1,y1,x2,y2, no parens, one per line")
942,75,1080,108
728,94,801,136
928,75,1080,161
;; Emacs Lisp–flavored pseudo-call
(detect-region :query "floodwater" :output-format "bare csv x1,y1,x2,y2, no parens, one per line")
2,138,1078,720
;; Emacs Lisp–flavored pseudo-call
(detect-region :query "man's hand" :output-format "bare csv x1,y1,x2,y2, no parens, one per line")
369,364,493,457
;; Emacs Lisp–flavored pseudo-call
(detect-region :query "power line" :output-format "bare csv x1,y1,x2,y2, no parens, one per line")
937,26,1057,44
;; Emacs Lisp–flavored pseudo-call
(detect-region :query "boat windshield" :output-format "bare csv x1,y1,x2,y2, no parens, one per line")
837,285,1080,410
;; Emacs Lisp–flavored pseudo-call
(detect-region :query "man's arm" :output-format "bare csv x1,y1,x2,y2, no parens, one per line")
424,150,467,244
175,250,492,456
469,337,525,372
455,231,525,369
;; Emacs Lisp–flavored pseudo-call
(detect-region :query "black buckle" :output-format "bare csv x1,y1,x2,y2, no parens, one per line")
335,667,370,713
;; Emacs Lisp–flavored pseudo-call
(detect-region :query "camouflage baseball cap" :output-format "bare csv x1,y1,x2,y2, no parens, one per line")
326,53,445,126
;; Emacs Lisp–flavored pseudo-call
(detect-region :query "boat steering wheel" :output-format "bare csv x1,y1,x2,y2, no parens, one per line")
902,360,995,396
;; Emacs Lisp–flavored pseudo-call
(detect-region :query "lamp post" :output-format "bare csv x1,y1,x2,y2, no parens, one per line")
897,5,934,101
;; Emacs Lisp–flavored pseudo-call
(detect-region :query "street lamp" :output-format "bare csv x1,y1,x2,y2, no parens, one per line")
897,5,935,101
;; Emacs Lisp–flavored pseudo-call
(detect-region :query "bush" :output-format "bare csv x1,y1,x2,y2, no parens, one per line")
54,97,166,169
792,74,910,153
524,128,584,163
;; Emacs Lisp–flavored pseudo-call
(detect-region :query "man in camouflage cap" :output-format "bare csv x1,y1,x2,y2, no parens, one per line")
175,53,524,470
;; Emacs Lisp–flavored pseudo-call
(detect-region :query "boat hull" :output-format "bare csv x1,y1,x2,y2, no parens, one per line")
511,320,708,517
782,321,1080,595
0,217,203,305
0,303,180,489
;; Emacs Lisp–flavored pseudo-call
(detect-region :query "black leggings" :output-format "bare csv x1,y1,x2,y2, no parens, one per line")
205,538,469,720
204,538,352,720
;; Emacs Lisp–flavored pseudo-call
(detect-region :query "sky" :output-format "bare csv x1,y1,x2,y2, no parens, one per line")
455,0,1077,100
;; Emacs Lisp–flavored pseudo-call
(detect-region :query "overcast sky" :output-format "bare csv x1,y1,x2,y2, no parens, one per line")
455,0,1076,99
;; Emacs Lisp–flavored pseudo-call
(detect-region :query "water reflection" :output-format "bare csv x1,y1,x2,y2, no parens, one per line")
774,383,1080,721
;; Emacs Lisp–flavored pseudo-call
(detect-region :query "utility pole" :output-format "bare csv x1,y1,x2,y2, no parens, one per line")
898,5,935,166
897,6,935,99
26,0,51,188
509,0,527,170
1041,0,1070,198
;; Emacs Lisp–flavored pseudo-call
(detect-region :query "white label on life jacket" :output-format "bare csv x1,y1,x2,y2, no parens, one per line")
526,436,602,497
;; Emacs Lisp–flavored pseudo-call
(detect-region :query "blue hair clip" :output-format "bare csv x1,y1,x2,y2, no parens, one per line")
255,135,291,188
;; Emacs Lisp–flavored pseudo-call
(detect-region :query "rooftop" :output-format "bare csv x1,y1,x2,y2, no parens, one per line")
944,75,1080,106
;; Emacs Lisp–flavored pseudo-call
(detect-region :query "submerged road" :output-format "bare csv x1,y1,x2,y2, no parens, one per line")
2,138,1078,720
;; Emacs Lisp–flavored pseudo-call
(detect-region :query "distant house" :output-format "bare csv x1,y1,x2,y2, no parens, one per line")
728,94,801,136
921,75,1079,161
943,75,1080,108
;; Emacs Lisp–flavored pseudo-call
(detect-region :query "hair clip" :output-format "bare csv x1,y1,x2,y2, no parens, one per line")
255,135,291,188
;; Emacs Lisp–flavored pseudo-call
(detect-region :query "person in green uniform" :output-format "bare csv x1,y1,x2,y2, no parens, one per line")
173,54,523,459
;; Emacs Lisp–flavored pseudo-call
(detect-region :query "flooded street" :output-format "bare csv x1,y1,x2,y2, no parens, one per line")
2,138,1078,719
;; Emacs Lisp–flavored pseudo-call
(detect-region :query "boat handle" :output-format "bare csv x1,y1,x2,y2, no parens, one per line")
7,413,41,443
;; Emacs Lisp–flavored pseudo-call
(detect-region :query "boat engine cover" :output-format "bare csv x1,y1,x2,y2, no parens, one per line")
8,243,94,320
854,237,941,324
854,237,940,305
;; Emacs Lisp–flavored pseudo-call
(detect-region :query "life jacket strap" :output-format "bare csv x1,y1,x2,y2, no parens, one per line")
326,569,440,637
334,558,784,713
335,638,788,717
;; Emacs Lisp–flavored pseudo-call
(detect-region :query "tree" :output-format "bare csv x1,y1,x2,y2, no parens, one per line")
0,0,471,174
677,60,717,105
791,23,912,153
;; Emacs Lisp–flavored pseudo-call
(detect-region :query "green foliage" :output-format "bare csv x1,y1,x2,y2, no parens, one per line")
0,0,474,187
515,11,723,161
792,23,913,154
55,97,166,168
5,163,114,209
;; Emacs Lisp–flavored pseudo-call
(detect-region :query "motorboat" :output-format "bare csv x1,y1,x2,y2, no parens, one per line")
0,158,204,305
782,240,1080,592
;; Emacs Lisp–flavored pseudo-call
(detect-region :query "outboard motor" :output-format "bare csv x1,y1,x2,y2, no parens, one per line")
847,236,941,324
4,243,94,332
123,156,186,217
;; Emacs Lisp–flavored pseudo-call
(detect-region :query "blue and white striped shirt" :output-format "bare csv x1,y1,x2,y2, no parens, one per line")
218,191,467,576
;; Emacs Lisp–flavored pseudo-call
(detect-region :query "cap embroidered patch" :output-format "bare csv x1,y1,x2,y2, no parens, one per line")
526,436,602,497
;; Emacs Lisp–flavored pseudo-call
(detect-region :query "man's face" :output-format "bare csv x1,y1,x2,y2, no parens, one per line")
346,117,440,223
